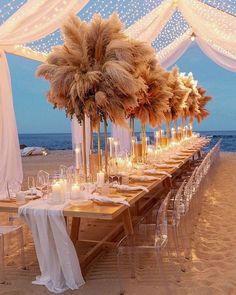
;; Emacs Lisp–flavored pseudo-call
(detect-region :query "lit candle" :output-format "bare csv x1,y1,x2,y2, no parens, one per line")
108,137,113,158
52,182,61,194
131,137,136,159
71,183,80,199
59,179,67,195
127,160,132,170
97,171,105,188
171,128,176,140
51,182,62,202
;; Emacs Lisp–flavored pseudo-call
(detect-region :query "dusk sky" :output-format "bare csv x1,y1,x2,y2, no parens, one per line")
9,43,236,134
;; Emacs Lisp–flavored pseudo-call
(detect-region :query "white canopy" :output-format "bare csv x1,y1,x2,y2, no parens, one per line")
0,0,235,197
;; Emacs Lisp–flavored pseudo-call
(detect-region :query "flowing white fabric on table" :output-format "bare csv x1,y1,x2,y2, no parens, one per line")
18,199,84,293
0,51,22,199
112,123,131,154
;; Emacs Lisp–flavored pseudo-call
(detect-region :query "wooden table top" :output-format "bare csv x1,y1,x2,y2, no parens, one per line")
0,140,207,220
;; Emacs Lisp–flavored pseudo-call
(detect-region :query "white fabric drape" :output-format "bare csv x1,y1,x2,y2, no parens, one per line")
196,36,236,72
158,29,192,68
0,51,22,199
178,0,236,72
0,0,89,46
19,199,85,293
71,116,91,169
0,0,89,198
178,0,236,56
112,123,131,154
125,0,175,42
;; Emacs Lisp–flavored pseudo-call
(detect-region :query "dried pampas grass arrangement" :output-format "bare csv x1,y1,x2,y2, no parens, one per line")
36,13,211,133
165,66,190,124
36,13,151,128
179,72,200,122
131,61,172,128
196,86,212,123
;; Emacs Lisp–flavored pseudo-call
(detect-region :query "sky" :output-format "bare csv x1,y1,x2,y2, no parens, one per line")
8,43,236,134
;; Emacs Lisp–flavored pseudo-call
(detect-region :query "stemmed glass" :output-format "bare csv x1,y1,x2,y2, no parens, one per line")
27,176,36,195
36,170,49,198
7,181,21,198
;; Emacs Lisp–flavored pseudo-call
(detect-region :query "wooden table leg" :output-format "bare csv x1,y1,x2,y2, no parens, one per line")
122,208,134,235
70,217,81,246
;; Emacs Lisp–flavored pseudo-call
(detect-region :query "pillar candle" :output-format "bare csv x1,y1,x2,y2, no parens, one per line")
75,146,80,170
71,183,80,199
108,137,113,158
97,171,105,188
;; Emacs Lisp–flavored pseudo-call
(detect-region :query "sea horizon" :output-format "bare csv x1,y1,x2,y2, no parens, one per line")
18,130,236,135
18,130,236,152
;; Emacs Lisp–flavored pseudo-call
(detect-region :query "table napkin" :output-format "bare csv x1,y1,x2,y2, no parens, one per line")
144,169,167,177
90,193,130,206
24,189,43,198
154,163,178,169
112,183,149,193
18,199,85,293
165,159,184,164
146,169,172,178
129,175,159,181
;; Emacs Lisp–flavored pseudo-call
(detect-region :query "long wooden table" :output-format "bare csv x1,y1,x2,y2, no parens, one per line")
0,139,208,270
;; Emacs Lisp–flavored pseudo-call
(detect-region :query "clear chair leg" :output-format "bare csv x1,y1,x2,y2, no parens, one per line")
117,250,125,295
0,236,5,284
155,250,170,295
18,228,26,270
173,226,186,273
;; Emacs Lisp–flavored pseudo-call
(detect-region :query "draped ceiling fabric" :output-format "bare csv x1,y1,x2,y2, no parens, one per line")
0,0,89,198
0,0,236,191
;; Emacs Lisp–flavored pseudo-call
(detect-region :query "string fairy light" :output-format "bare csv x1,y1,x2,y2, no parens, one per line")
0,0,26,25
190,32,196,41
0,0,235,61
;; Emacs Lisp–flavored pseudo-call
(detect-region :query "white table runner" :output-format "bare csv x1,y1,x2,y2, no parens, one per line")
18,199,85,293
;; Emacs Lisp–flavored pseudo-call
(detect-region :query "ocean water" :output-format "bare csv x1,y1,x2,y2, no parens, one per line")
18,131,236,152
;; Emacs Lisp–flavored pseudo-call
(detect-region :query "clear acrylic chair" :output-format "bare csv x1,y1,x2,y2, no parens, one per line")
0,225,26,283
167,182,190,264
117,193,171,295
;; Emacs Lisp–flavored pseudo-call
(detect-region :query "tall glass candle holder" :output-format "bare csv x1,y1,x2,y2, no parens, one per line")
114,140,119,161
108,137,113,158
155,131,159,149
74,143,82,172
131,136,137,161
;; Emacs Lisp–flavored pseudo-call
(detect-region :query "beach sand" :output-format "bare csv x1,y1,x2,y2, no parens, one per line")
21,150,74,189
1,152,236,295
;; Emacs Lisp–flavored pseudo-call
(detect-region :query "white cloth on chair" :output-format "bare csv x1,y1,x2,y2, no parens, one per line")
18,199,85,293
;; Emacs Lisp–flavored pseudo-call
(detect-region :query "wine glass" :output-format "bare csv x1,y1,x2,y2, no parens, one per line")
7,181,21,198
36,170,49,198
59,165,67,179
27,176,36,195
